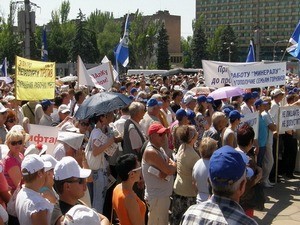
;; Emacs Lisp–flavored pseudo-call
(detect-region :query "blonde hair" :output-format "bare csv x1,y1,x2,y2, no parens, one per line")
5,130,24,144
199,137,218,159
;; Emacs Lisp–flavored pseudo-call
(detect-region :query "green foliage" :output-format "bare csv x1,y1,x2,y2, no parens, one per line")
207,25,226,60
191,16,208,68
156,23,170,70
219,23,238,62
181,36,192,68
59,0,70,24
86,10,114,34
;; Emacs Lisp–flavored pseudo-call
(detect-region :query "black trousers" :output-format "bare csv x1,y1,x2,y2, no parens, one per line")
282,133,298,176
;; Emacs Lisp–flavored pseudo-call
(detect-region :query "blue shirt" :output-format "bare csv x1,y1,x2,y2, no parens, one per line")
258,115,268,147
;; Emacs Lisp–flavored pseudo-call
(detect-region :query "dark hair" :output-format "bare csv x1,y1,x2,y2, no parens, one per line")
237,123,255,147
74,90,83,102
54,96,63,107
22,169,41,183
172,90,182,100
116,154,138,181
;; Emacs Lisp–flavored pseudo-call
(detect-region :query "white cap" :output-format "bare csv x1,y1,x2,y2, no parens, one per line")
4,95,15,102
183,95,197,105
24,143,48,156
21,154,52,175
63,205,101,225
54,156,91,181
58,104,70,114
0,103,7,113
271,88,284,97
57,131,84,150
41,154,58,172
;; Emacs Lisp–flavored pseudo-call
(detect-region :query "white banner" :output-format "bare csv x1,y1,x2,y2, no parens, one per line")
88,62,114,90
229,62,286,88
241,112,259,139
28,124,59,155
202,60,260,88
279,106,300,132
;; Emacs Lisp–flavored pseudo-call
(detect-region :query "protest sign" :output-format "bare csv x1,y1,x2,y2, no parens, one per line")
241,112,259,139
229,62,286,88
88,62,114,90
28,124,59,155
15,56,55,100
279,105,300,133
202,60,259,88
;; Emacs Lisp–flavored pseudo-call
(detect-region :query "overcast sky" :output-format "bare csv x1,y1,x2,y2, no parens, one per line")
1,0,195,38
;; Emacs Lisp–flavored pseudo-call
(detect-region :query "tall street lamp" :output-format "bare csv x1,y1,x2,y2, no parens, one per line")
224,42,234,62
266,37,288,61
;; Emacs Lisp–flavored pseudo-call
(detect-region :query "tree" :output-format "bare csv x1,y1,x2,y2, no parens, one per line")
191,16,208,68
69,9,100,63
219,23,238,62
156,23,170,70
59,0,70,24
86,10,114,34
181,36,192,68
207,25,226,61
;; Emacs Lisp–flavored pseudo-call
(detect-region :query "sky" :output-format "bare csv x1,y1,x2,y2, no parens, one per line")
0,0,195,38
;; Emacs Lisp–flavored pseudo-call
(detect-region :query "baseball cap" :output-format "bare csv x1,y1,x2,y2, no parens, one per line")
206,96,214,104
24,143,48,156
147,99,162,107
186,109,196,125
176,109,187,121
57,131,85,150
41,99,54,108
271,88,284,97
243,93,254,101
120,86,126,91
148,123,169,136
197,95,207,103
41,154,58,172
58,104,70,114
63,205,101,225
209,145,250,186
223,107,232,117
254,99,268,107
54,156,91,181
183,95,197,105
252,91,260,99
0,103,7,113
21,154,52,175
130,88,137,95
229,110,244,120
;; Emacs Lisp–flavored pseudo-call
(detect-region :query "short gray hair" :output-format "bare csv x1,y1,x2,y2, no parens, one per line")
129,102,145,117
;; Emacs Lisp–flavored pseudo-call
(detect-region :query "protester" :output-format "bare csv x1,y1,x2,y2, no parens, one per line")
15,154,53,225
112,154,146,225
181,145,258,225
39,100,55,126
241,93,255,115
4,109,17,131
142,123,176,225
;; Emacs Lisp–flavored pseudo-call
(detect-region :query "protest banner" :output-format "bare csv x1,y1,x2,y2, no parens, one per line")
241,112,259,139
28,124,59,155
202,60,259,88
15,56,55,100
88,62,114,90
279,105,300,133
229,62,286,88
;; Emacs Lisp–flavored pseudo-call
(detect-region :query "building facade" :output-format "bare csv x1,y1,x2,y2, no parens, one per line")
196,0,300,61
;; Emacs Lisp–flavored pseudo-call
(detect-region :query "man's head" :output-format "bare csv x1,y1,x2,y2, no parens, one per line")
54,156,91,199
146,99,162,116
58,104,70,121
183,95,197,110
129,102,145,122
209,145,248,198
228,110,244,124
175,109,189,125
212,112,227,131
243,93,255,106
63,205,101,225
254,99,268,112
41,99,54,114
271,88,284,103
148,123,169,147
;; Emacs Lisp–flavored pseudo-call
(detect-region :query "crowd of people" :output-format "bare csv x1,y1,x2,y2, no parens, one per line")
0,71,299,225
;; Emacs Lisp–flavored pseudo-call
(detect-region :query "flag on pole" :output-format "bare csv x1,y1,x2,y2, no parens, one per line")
286,20,300,59
115,14,130,67
77,55,94,87
41,26,48,61
0,58,12,84
246,40,255,62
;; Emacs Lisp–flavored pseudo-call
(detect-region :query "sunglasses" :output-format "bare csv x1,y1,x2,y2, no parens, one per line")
80,122,89,126
10,140,23,146
7,119,16,123
65,178,85,184
128,167,142,174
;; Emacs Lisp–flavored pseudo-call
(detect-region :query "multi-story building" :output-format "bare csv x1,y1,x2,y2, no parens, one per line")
196,0,300,61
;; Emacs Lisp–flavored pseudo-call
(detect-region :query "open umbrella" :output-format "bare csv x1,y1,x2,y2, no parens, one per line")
75,92,132,120
208,86,244,100
59,75,78,83
189,86,215,96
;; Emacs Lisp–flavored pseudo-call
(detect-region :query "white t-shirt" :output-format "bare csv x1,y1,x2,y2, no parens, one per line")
192,158,210,203
16,186,53,225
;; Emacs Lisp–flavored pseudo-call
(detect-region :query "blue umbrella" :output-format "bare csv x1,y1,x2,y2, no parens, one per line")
75,92,132,120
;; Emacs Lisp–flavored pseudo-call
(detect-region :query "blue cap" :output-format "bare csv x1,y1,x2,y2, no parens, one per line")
130,88,137,95
209,145,248,186
176,109,187,121
206,96,214,104
293,87,300,93
197,95,207,103
254,99,268,107
186,109,196,125
229,110,244,120
252,91,259,99
243,93,254,101
147,99,162,107
41,99,54,108
223,107,232,117
120,86,126,91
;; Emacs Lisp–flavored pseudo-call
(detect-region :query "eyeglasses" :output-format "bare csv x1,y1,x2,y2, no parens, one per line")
10,140,23,146
6,119,16,123
65,178,85,184
128,167,142,174
80,122,89,126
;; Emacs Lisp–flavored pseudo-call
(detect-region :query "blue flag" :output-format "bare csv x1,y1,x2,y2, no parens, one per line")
115,14,129,67
287,20,300,59
1,58,7,77
41,26,48,61
246,40,255,62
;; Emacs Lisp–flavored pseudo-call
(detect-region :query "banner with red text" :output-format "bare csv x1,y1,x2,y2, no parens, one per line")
87,62,114,90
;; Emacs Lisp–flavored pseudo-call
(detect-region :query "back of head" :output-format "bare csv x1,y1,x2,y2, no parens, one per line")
115,154,137,181
237,123,254,147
